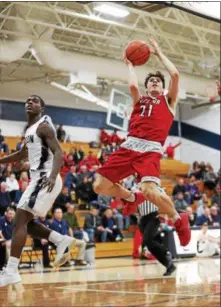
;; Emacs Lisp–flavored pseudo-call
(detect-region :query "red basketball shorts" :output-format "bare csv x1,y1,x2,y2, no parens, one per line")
97,147,161,185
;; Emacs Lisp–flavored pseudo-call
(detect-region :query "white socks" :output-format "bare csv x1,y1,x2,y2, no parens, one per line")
49,231,64,245
124,193,136,202
6,256,20,274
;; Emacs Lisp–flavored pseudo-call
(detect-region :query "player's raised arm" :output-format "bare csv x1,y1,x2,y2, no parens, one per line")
37,122,63,192
148,39,179,108
124,57,142,106
0,144,27,164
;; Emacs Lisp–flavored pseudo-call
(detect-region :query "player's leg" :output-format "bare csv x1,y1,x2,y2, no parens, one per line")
141,182,178,219
134,152,191,246
94,174,132,199
93,148,142,202
0,209,34,287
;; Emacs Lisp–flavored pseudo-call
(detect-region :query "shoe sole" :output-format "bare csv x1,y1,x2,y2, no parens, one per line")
53,240,76,268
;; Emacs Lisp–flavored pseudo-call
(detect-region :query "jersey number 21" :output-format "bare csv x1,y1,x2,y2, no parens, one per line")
140,105,153,117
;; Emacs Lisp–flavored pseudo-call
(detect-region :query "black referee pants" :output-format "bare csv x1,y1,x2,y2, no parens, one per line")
139,212,168,267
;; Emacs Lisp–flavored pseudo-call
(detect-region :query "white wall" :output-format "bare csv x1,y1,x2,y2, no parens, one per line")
165,136,220,172
179,103,220,134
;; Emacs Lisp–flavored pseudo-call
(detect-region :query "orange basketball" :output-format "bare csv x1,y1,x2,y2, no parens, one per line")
125,40,150,66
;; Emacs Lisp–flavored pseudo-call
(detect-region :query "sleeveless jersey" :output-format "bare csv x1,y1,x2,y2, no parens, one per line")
24,115,55,173
128,95,174,145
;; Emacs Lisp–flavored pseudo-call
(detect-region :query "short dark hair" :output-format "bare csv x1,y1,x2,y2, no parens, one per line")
29,95,45,108
144,71,165,89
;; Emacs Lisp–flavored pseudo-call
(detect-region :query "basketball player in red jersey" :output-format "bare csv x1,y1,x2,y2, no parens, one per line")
94,39,191,246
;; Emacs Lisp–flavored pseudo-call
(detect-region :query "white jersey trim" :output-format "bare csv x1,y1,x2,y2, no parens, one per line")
141,176,161,186
121,136,163,154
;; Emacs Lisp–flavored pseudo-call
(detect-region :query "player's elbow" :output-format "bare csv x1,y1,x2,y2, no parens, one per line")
130,84,138,92
172,71,179,80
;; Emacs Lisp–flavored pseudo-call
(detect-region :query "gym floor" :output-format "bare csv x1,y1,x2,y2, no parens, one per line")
0,257,220,307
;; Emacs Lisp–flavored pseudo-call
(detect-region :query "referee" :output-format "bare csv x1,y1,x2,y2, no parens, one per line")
138,198,176,276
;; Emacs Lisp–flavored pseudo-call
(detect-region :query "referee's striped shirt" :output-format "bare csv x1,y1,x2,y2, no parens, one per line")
138,200,158,217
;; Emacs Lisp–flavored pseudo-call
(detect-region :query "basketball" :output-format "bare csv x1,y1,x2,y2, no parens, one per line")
125,40,150,66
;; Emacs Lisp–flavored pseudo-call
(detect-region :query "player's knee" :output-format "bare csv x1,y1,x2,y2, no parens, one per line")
93,180,105,194
93,175,113,194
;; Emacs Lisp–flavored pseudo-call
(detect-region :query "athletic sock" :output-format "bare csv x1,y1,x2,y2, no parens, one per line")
124,193,136,202
49,231,64,246
6,256,20,274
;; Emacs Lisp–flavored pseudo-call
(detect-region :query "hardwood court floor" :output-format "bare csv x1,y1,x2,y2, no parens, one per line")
0,258,220,307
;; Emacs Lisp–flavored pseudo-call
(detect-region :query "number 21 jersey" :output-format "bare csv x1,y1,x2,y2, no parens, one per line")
128,95,175,145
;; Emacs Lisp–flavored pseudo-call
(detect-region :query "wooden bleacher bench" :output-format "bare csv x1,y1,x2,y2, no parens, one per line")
20,235,133,264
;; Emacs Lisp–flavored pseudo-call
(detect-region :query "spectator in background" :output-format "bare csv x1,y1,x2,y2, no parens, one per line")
204,164,217,182
102,209,123,242
196,208,213,226
70,147,84,164
63,154,75,172
84,208,107,242
189,161,203,180
0,130,9,154
165,141,181,159
18,171,29,189
51,208,70,235
210,206,220,226
111,129,125,144
6,173,19,203
86,151,100,169
15,181,28,204
110,197,130,230
3,164,12,178
63,204,83,240
186,206,197,227
16,137,25,151
185,175,200,204
56,125,66,143
76,176,97,205
0,182,11,216
212,184,221,210
172,177,186,199
97,194,112,211
100,128,110,145
110,142,120,153
174,192,188,212
51,208,87,266
197,193,210,217
76,165,90,184
98,151,107,165
0,207,15,270
54,186,72,212
33,217,52,268
64,166,79,192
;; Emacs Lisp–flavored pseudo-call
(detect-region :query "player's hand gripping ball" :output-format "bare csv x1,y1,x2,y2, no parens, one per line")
125,40,150,66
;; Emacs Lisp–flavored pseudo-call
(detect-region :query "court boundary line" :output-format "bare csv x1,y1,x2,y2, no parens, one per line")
56,286,219,298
